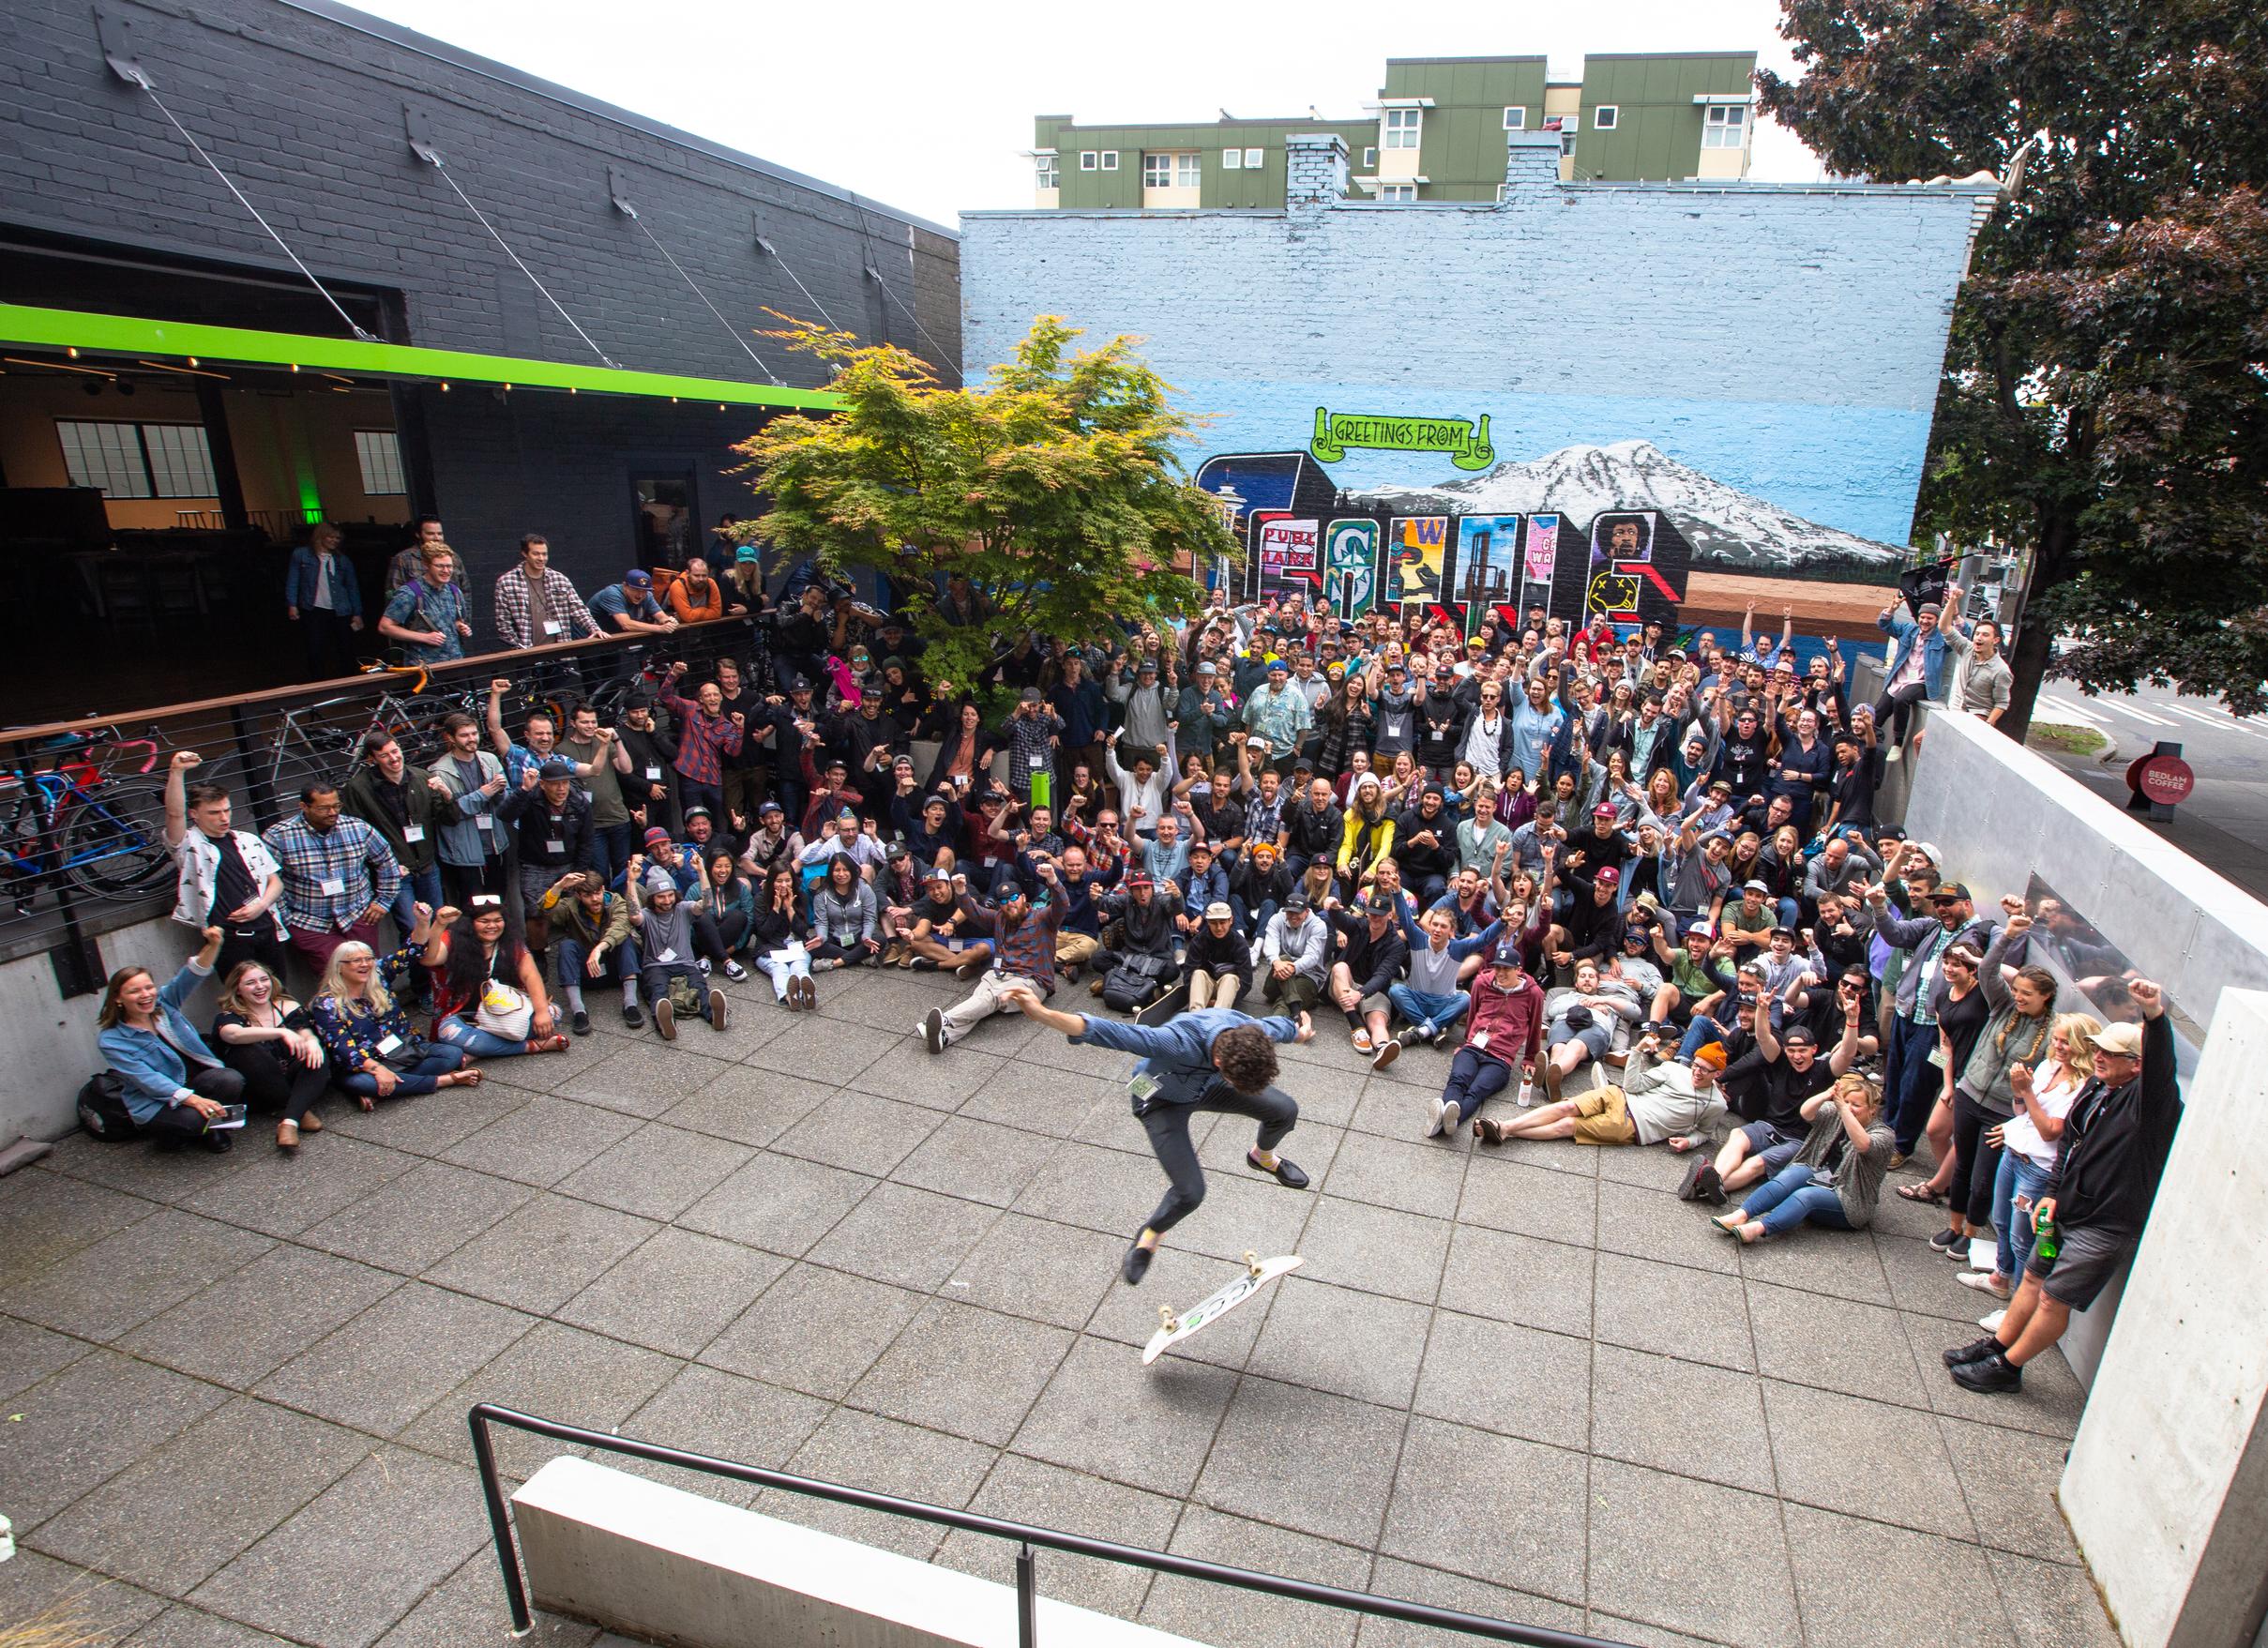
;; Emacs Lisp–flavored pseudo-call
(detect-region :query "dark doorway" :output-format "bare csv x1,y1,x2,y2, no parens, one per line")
631,470,697,570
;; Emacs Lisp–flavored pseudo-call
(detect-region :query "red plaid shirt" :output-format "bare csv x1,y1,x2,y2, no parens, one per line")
658,687,745,786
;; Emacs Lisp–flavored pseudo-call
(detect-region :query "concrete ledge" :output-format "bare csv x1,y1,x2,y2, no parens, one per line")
513,1456,1208,1648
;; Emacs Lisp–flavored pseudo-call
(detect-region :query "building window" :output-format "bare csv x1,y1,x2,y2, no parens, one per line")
1561,131,1578,158
1362,145,1377,169
1144,151,1200,188
1383,108,1421,149
1178,151,1202,188
1703,104,1746,147
1080,151,1097,171
1100,149,1119,170
56,419,217,499
354,429,407,496
1222,147,1243,170
1380,183,1416,203
1036,156,1059,189
1503,106,1526,129
1494,183,1508,202
1592,105,1618,129
1243,147,1263,168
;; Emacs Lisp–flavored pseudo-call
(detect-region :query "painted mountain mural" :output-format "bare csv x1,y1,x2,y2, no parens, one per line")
1341,440,1906,572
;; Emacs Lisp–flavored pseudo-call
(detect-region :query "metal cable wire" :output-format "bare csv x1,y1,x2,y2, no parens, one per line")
628,216,785,386
844,191,959,381
422,159,619,368
128,75,376,342
765,251,843,335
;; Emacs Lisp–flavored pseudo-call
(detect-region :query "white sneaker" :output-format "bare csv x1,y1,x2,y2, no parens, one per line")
1958,1270,2012,1299
1979,1308,2007,1334
1885,745,1903,765
920,1008,945,1055
1436,1097,1460,1138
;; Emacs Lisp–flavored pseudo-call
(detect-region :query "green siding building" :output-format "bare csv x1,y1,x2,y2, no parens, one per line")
1029,51,1758,208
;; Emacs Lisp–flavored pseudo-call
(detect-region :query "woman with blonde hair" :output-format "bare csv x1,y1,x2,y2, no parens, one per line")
212,957,330,1150
310,903,479,1108
1943,917,2061,1289
1979,1009,2102,1304
1714,1071,1893,1241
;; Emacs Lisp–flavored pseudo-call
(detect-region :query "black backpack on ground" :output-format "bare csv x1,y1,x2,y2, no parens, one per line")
77,1072,142,1142
1101,953,1168,1014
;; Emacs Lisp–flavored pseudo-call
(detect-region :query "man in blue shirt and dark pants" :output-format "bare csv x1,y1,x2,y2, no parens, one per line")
999,988,1315,1284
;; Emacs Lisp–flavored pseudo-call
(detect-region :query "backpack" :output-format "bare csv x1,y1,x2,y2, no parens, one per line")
1101,953,1167,1014
77,1072,141,1142
666,972,705,1019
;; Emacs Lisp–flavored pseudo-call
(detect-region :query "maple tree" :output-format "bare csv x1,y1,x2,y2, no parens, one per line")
1761,0,2268,724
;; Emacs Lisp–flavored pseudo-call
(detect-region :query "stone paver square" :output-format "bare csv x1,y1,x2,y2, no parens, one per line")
1937,1414,2083,1563
7,1207,274,1344
551,1122,753,1220
1295,1198,1452,1300
1363,1557,1588,1648
320,1084,523,1157
179,1135,419,1237
1012,1140,1165,1233
1160,1170,1322,1267
0,1168,159,1283
127,1603,309,1644
1412,1308,1591,1451
1764,1380,1975,1538
1735,1222,1898,1307
366,1549,599,1648
942,1212,1121,1329
33,1396,368,1595
1780,1503,1999,1648
1747,1282,1928,1407
1312,1131,1465,1219
1381,1416,1588,1606
300,1160,535,1276
398,1319,679,1474
420,1192,659,1314
119,1244,401,1387
675,1152,874,1256
0,1348,232,1530
1878,1230,2000,1322
1594,1251,1754,1371
619,1364,830,1505
698,1262,926,1399
1457,1155,1599,1243
956,1063,1114,1135
1013,1334,1240,1496
656,1065,825,1147
189,1446,489,1648
0,1547,168,1641
1436,1224,1594,1338
1595,1177,1740,1275
1915,1315,2088,1439
257,1280,534,1437
1195,1374,1407,1545
935,1453,1183,1622
770,1089,941,1175
1587,1458,1802,1647
552,1041,723,1119
889,1115,1058,1207
30,1135,237,1212
1083,1265,1275,1371
558,1228,788,1357
1142,1505,1370,1648
438,1095,642,1187
768,1408,997,1560
848,1037,1006,1111
806,1181,1000,1291
741,1014,894,1084
0,1311,88,1402
848,1297,1073,1444
1248,1277,1431,1409
1989,1549,2121,1648
1590,1343,1774,1493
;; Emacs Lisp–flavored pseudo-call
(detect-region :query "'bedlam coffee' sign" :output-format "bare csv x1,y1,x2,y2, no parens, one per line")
2126,749,2196,819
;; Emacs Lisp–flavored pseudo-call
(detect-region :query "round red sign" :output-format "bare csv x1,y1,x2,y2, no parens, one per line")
2127,754,2196,805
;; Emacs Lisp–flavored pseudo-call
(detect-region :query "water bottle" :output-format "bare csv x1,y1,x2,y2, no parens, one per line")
2034,1213,2059,1263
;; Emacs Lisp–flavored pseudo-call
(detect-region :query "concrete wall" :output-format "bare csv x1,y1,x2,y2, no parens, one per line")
0,910,182,1147
513,1455,1203,1648
2062,990,2268,1648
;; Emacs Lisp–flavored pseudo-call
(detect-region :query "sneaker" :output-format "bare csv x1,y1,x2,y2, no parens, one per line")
1950,1351,2022,1393
654,998,677,1040
1396,1025,1426,1049
708,989,729,1031
570,1008,592,1036
723,960,748,983
1940,1334,2003,1368
912,956,939,972
1886,1151,1911,1171
957,953,990,980
1928,1227,1962,1253
1428,1097,1459,1139
1089,976,1106,997
623,1002,645,1030
199,1128,234,1153
1122,1240,1153,1287
1352,1029,1375,1054
1885,745,1903,765
1979,1308,2007,1334
1370,1036,1400,1072
921,1007,945,1055
1958,1271,2013,1300
698,956,713,975
1695,1161,1726,1206
794,975,816,1011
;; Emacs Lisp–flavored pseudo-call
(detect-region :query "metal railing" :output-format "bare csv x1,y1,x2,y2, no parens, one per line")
468,1403,1633,1648
0,616,760,976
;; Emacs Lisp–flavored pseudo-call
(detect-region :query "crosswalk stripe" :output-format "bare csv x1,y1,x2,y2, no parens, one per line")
2037,696,2106,727
2103,700,2177,728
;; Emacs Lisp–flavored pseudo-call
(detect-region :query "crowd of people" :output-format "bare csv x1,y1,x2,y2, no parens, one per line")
99,560,2180,1399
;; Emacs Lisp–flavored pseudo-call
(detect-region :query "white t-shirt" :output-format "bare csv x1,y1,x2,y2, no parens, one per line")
2002,1067,2080,1167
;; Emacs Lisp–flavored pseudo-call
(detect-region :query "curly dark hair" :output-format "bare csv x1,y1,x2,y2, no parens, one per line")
1211,1023,1280,1096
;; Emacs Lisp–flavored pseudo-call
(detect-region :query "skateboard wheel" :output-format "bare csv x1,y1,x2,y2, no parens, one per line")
1244,1250,1263,1278
1157,1306,1180,1333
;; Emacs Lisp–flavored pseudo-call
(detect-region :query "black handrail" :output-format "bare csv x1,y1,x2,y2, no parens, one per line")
468,1402,1633,1648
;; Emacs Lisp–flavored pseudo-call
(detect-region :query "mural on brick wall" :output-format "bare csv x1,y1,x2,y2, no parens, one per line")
1192,447,1695,634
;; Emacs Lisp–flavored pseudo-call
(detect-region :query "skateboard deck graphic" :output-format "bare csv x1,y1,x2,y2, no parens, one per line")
1142,1253,1302,1365
1133,979,1190,1028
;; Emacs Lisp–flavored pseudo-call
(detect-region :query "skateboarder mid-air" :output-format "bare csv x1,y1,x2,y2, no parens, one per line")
998,986,1315,1285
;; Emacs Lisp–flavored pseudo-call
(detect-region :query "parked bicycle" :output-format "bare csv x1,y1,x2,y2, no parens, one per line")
1,732,169,910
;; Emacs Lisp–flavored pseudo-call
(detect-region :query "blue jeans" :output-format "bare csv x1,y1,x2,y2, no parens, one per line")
1742,1161,1854,1236
1388,984,1470,1036
435,1016,541,1057
1994,1152,2054,1278
1678,1013,1733,1060
1886,1014,1942,1153
338,1044,464,1099
1775,896,1801,930
389,865,444,941
591,821,637,888
557,935,641,988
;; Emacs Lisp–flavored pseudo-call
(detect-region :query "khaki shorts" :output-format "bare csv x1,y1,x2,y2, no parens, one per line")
1572,1085,1639,1146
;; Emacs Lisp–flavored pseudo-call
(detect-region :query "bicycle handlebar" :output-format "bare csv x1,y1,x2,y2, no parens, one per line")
109,739,159,776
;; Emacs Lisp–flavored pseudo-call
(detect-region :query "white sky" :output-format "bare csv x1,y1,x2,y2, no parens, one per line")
347,0,1822,231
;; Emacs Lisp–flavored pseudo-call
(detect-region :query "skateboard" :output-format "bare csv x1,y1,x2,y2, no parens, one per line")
1133,977,1191,1028
1142,1252,1302,1365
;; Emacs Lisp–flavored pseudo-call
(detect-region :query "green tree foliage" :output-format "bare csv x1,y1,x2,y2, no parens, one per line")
1760,0,2268,722
733,315,1237,701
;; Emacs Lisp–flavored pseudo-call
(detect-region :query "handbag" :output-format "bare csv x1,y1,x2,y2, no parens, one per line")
474,979,534,1042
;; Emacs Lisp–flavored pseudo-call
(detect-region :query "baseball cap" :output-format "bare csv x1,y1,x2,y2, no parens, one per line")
1126,873,1153,891
1204,900,1233,922
1687,923,1716,939
1743,879,1770,894
759,799,784,817
925,867,953,884
1267,658,1289,673
885,844,910,863
624,568,652,586
1595,866,1620,886
1491,939,1524,967
1284,893,1309,913
1020,687,1042,703
537,757,574,780
1933,881,1972,901
642,826,672,847
1136,657,1158,673
1188,839,1214,854
1594,803,1618,819
2095,1021,2144,1057
1781,1025,1819,1047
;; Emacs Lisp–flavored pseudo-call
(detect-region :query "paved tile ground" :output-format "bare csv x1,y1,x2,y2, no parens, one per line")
0,964,2117,1648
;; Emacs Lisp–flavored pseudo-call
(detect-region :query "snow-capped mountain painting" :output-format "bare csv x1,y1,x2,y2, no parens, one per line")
1342,440,1905,571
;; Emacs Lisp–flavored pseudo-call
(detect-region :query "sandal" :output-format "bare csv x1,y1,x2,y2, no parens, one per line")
529,1034,571,1054
1897,1183,1945,1203
1474,1117,1509,1145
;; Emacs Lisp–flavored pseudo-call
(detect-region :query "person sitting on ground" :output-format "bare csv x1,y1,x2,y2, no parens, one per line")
96,926,245,1153
211,957,330,1151
1700,988,1864,1200
690,847,759,965
1535,959,1644,1099
809,852,883,970
624,855,729,1039
1486,1034,1729,1152
1325,889,1411,1068
310,914,481,1108
1433,937,1546,1140
1185,901,1253,1011
920,864,1066,1053
540,870,642,1033
420,895,571,1059
1387,903,1504,1052
1089,872,1183,1003
1257,894,1330,1014
1714,1072,1894,1242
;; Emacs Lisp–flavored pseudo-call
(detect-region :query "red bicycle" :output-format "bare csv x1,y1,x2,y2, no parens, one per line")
0,732,169,911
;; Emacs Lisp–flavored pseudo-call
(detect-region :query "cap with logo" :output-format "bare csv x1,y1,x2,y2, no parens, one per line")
1203,900,1233,922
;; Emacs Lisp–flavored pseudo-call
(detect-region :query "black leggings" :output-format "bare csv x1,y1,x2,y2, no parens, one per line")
220,1042,329,1126
1137,1079,1299,1236
1949,1091,2005,1230
143,1066,247,1146
1873,682,1929,744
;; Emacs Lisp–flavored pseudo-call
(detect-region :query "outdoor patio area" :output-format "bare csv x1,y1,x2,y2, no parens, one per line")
0,964,2118,1648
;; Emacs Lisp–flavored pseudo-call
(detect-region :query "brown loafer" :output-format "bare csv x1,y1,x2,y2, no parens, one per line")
276,1120,300,1151
298,1111,324,1134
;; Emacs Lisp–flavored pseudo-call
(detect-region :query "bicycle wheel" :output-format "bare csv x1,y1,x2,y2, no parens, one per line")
63,781,174,898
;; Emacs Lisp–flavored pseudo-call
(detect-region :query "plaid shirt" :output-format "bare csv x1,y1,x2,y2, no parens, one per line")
658,686,745,786
492,566,599,649
1006,707,1062,797
262,813,402,932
